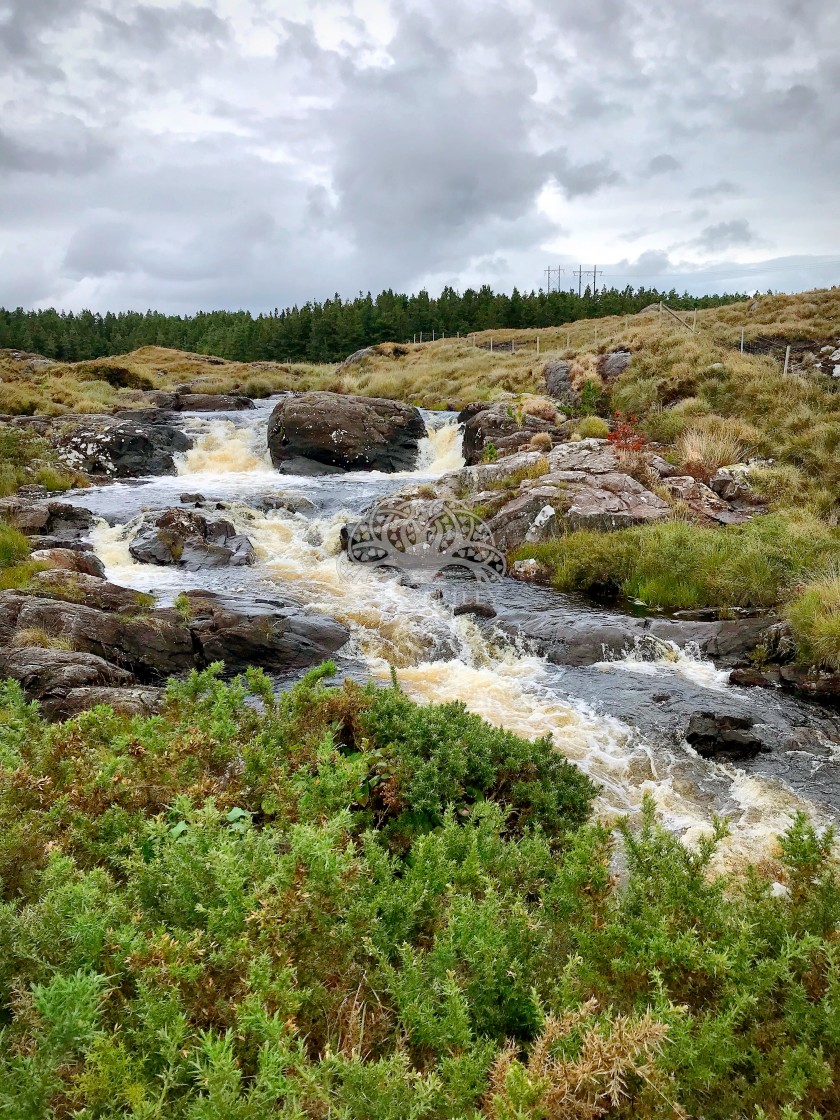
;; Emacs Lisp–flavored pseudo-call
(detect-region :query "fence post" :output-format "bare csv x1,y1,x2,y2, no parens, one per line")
512,339,515,353
740,327,744,354
693,308,697,331
536,335,540,356
783,345,791,375
432,329,435,341
473,333,476,348
490,337,493,353
566,329,570,349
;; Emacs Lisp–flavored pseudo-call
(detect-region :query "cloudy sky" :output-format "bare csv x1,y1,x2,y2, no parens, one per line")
1,0,839,313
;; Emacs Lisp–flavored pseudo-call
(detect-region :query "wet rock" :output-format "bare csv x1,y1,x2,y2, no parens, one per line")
778,665,840,699
129,508,256,570
452,600,497,619
26,570,151,614
267,392,426,474
684,711,769,758
54,416,192,477
729,667,774,688
256,492,317,514
177,393,254,411
29,547,105,578
0,497,93,542
180,492,206,505
183,590,349,671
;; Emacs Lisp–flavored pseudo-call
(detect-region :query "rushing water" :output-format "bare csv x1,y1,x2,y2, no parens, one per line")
71,399,840,864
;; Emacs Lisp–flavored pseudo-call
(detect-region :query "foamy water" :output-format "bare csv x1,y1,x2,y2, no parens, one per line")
85,405,830,862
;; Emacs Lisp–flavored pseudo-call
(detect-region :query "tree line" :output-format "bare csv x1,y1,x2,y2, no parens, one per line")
0,284,745,365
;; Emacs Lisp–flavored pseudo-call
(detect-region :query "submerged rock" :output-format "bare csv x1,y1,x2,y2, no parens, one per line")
684,711,770,759
267,391,426,474
129,508,257,570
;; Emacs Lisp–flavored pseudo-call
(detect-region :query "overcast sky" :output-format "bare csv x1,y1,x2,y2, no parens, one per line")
1,0,838,313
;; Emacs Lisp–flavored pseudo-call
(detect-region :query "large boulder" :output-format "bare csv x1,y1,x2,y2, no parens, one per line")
0,646,138,719
267,392,426,474
129,508,257,570
182,590,349,671
140,392,254,412
54,416,192,477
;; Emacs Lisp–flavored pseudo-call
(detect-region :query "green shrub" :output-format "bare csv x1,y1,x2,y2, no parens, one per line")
575,415,610,438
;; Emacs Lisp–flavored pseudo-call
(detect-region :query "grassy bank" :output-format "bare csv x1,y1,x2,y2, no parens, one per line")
0,665,839,1117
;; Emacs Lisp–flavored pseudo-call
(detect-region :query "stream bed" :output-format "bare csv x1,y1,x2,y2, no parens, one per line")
63,398,840,863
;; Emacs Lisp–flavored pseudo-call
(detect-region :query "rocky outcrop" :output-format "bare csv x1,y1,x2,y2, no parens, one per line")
0,498,93,547
267,392,426,474
0,592,195,680
54,416,192,477
0,646,145,720
29,548,105,578
183,590,349,671
129,508,257,570
598,350,632,380
458,403,566,465
542,360,577,409
25,569,152,613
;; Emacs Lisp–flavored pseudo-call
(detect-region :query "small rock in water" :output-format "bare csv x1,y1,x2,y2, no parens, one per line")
684,711,770,758
511,558,551,582
453,600,497,619
180,492,206,506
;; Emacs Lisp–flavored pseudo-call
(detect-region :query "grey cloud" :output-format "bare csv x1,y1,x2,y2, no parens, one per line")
691,219,760,253
0,123,114,175
98,3,231,52
690,180,742,199
646,154,681,176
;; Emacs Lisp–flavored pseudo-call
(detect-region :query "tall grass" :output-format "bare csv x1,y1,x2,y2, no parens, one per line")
517,514,840,611
787,566,840,670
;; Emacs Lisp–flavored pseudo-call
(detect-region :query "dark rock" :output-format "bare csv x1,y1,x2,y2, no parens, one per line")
256,492,317,514
54,416,192,477
0,646,135,719
778,665,840,698
267,392,426,474
684,711,769,758
180,492,206,505
0,497,93,541
178,393,254,412
452,600,497,619
182,590,349,671
129,508,256,570
459,403,560,466
26,570,151,614
729,667,774,688
760,621,797,664
29,547,106,578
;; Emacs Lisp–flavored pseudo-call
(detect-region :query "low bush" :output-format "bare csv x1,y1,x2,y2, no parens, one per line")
0,668,840,1116
576,415,610,438
517,513,840,611
528,431,553,451
677,425,744,477
786,567,840,670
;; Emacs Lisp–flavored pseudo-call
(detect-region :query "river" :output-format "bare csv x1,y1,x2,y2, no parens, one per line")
65,398,840,865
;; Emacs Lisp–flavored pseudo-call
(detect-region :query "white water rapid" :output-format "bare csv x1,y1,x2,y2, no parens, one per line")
81,401,837,866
